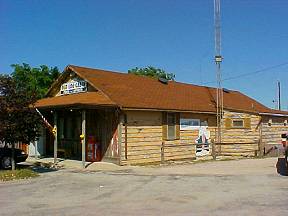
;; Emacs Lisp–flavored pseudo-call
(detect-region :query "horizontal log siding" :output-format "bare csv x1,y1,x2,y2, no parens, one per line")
220,111,260,156
261,116,288,149
120,111,162,165
170,113,216,160
163,138,195,161
121,112,217,164
120,110,287,164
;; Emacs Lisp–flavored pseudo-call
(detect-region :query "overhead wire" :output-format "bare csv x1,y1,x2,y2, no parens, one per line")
203,61,288,85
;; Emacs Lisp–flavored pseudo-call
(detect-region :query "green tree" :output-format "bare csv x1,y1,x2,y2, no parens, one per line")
11,63,61,99
128,66,175,81
0,75,41,170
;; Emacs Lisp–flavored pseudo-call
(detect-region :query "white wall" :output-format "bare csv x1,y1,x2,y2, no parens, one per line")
29,127,46,157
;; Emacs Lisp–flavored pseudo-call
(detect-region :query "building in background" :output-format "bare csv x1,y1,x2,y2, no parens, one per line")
34,65,288,165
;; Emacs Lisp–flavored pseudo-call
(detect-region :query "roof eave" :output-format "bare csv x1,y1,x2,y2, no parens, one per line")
259,112,288,117
121,107,216,114
36,103,118,110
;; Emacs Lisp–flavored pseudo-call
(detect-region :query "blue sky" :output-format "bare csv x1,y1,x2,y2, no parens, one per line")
1,0,287,109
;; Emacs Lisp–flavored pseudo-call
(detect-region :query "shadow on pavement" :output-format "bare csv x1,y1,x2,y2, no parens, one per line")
85,162,94,168
276,158,288,176
17,163,58,174
31,166,58,173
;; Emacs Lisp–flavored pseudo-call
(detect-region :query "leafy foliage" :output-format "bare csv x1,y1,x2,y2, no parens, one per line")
0,75,41,145
11,63,61,99
128,66,175,81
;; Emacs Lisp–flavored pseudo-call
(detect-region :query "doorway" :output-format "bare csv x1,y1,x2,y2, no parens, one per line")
57,110,82,159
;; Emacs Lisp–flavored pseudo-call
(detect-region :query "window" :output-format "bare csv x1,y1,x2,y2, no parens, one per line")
232,119,244,128
167,113,176,140
201,120,208,127
180,119,200,130
162,112,180,140
226,118,251,129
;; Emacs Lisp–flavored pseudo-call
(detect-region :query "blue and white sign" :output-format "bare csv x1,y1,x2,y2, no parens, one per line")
60,79,87,95
180,119,200,130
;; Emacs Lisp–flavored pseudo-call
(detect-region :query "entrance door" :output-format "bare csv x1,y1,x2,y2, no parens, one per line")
58,111,82,159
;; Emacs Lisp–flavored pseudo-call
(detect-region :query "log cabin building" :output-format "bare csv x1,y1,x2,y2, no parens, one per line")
34,65,288,165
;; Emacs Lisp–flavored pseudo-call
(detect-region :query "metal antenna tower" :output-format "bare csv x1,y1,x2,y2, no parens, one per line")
214,0,223,145
273,81,281,110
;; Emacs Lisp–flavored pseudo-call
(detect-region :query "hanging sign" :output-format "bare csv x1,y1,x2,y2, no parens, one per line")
60,79,87,95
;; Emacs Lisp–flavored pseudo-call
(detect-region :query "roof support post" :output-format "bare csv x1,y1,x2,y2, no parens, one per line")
212,139,216,160
53,112,58,165
81,110,86,168
124,114,128,160
259,118,264,157
117,114,123,165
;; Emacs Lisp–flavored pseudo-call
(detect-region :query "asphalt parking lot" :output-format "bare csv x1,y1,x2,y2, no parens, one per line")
0,157,287,216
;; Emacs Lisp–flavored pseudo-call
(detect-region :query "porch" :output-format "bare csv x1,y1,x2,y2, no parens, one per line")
35,92,120,168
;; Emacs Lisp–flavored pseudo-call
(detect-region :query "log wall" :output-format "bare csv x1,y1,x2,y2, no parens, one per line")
120,111,162,165
120,111,216,165
119,110,288,165
220,111,260,157
177,113,216,160
261,116,288,156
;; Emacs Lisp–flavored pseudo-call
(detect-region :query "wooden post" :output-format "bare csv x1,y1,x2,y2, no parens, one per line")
53,112,58,164
11,142,15,170
117,115,123,165
81,110,86,168
212,140,216,160
259,122,264,157
161,142,164,163
103,109,107,160
124,114,128,160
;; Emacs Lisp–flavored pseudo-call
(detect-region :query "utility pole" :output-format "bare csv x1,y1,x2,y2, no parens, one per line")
214,0,223,148
278,81,281,110
273,81,281,110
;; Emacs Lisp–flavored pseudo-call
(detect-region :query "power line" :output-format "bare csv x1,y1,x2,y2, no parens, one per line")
203,61,288,85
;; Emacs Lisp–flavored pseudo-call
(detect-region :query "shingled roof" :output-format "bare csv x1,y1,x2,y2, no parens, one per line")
36,92,116,109
36,65,288,116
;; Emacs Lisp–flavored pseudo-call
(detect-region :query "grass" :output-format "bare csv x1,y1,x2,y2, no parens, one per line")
0,168,39,182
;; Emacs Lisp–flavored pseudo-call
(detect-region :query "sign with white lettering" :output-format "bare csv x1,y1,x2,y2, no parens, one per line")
60,79,87,95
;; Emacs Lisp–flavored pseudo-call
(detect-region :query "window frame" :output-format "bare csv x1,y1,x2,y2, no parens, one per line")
232,119,244,128
180,118,201,130
268,119,273,126
167,113,176,140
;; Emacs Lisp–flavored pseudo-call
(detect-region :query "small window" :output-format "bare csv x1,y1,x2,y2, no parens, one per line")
167,113,176,140
191,119,201,127
268,119,272,126
180,119,200,130
232,119,244,128
201,120,208,126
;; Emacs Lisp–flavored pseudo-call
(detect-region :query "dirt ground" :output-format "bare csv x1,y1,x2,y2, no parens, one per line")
0,157,287,216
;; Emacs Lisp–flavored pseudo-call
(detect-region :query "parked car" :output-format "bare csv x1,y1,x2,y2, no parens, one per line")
0,147,28,169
